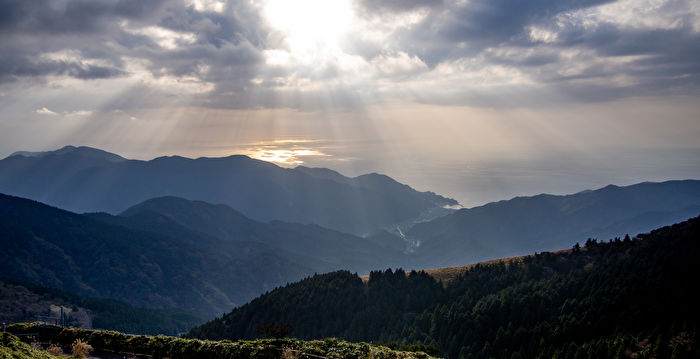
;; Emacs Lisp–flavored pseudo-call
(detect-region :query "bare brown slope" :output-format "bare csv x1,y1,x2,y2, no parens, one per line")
361,249,571,284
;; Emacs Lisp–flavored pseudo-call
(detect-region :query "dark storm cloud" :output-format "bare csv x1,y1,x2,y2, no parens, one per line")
0,0,267,99
437,0,614,44
0,0,169,34
158,4,268,48
534,20,700,98
1,0,698,110
368,0,616,63
0,54,125,82
356,0,700,104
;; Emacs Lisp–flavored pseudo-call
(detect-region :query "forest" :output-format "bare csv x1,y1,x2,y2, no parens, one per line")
189,216,700,358
0,277,204,335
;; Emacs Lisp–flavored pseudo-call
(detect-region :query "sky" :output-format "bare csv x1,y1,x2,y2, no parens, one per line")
1,0,699,207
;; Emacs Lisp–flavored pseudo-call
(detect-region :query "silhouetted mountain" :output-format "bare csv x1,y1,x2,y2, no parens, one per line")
408,180,700,267
1,193,414,316
0,146,457,235
297,166,452,208
9,145,126,162
101,196,410,272
189,216,700,359
0,193,319,315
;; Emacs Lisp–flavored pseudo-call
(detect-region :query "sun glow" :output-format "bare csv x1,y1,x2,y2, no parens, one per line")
242,139,330,166
263,0,354,62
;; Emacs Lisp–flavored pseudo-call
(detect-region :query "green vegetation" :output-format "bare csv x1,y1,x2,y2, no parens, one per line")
1,277,205,335
190,216,700,358
7,323,433,359
0,332,59,359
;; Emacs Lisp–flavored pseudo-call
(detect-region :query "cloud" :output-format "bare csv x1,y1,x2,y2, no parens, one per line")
1,0,699,111
0,0,268,103
355,0,444,13
354,0,700,105
68,110,94,117
36,107,58,115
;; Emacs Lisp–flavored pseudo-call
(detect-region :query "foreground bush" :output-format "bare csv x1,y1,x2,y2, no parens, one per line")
71,339,93,358
0,332,59,359
8,323,433,359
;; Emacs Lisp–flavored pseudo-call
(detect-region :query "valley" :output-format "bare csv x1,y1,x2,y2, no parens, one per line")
1,146,699,358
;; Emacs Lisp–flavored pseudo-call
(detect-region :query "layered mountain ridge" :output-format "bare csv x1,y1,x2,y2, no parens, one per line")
0,146,457,236
2,145,700,333
407,179,700,267
0,193,411,315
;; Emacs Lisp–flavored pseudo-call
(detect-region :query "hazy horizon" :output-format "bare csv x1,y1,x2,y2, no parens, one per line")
1,0,699,207
2,143,698,209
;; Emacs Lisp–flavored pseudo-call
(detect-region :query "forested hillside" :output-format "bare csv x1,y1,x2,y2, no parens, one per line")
0,193,314,315
190,216,700,358
0,278,204,335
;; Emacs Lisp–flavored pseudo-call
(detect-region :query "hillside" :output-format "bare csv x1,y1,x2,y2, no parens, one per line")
0,278,204,335
109,196,410,271
0,332,58,359
1,193,419,318
359,252,548,284
189,216,700,358
409,180,700,267
0,146,456,235
0,193,317,315
5,324,435,359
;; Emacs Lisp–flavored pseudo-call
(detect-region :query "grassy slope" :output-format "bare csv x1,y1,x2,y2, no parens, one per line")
7,323,436,359
0,333,59,359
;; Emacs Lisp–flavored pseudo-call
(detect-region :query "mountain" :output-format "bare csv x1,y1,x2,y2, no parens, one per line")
9,145,126,162
1,193,412,316
0,193,319,315
0,146,457,235
0,277,205,335
93,196,410,272
189,216,700,359
408,180,700,267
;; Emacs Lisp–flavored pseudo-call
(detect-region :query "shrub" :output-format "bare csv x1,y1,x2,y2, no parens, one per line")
281,347,300,359
71,339,92,358
47,345,64,356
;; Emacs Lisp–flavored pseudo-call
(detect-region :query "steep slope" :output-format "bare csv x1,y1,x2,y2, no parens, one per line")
0,193,316,315
0,146,456,235
189,216,700,359
409,180,700,266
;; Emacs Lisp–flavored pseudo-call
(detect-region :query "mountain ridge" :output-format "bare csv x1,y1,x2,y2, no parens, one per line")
0,192,414,316
407,179,700,267
0,146,457,236
0,192,320,315
114,195,410,272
